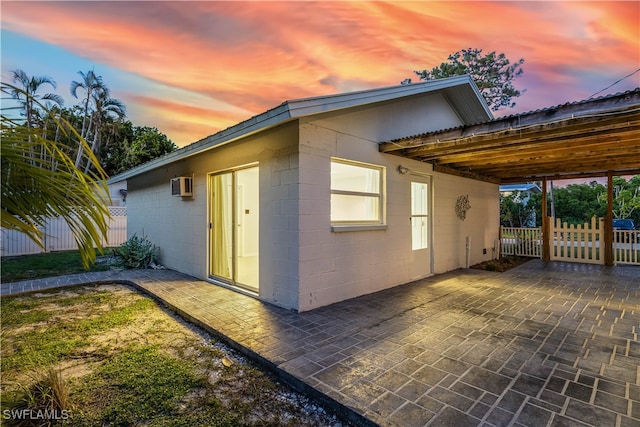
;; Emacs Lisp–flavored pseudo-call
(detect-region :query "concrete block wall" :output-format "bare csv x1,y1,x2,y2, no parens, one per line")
297,123,446,311
431,174,500,273
264,143,300,310
127,97,500,313
127,166,205,276
296,104,500,311
127,122,301,311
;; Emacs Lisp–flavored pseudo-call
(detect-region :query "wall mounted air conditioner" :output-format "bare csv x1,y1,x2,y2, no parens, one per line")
171,176,193,197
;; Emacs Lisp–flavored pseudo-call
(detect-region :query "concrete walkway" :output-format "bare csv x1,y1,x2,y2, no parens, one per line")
2,261,639,427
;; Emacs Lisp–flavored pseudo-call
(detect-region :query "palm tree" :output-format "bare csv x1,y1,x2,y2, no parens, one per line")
84,87,126,173
8,70,65,173
10,69,64,129
1,82,110,268
70,70,104,167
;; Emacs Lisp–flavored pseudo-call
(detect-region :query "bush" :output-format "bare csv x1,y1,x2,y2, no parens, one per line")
6,367,71,426
113,235,159,269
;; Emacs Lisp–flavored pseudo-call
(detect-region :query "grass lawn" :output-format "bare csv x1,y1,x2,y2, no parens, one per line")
1,250,112,283
1,284,344,426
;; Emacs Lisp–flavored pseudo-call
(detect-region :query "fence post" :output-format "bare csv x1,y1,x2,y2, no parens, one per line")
604,173,614,266
542,216,550,261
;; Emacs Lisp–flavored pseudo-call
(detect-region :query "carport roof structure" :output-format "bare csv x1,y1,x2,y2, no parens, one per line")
380,88,640,184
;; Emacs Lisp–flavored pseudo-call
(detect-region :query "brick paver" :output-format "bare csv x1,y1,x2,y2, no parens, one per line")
2,261,639,426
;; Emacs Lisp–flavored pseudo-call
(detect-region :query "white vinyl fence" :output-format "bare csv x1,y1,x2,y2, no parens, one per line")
1,207,127,257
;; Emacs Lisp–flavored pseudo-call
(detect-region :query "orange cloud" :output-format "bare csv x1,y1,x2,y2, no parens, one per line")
125,94,250,146
2,1,638,144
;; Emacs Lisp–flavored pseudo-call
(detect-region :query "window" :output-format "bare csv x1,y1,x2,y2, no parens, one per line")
331,158,385,228
411,182,429,250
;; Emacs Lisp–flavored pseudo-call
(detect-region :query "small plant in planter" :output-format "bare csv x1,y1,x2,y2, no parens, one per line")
113,234,159,269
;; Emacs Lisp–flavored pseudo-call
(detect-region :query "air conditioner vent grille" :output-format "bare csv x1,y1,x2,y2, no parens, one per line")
171,177,193,197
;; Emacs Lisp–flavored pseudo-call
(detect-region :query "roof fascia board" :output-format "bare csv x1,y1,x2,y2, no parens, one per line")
442,86,493,124
109,104,293,182
285,75,486,118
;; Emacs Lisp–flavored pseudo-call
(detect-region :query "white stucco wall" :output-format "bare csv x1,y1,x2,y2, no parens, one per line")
295,95,500,311
127,122,301,310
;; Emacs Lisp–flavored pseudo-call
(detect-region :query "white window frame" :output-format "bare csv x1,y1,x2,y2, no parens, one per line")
330,158,386,232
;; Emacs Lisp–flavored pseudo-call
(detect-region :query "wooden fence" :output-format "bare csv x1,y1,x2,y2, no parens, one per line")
613,230,640,265
550,217,603,264
0,207,127,257
501,218,640,266
500,226,542,258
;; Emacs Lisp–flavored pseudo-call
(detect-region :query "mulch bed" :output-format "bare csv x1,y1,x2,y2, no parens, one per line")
470,256,532,272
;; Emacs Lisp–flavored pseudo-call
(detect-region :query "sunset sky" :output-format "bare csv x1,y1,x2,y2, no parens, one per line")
2,1,639,147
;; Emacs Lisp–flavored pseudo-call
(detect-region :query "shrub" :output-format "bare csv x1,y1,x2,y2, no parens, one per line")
6,367,71,426
113,234,159,269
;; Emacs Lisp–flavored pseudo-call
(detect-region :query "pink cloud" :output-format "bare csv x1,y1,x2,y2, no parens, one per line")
2,1,637,145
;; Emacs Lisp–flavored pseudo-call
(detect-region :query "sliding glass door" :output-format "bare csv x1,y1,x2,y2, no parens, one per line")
209,166,259,291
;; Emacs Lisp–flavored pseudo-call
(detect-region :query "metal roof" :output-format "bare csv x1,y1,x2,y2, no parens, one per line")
381,88,640,183
499,183,542,193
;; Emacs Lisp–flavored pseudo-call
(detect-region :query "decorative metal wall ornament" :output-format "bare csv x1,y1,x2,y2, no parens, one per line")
455,195,471,220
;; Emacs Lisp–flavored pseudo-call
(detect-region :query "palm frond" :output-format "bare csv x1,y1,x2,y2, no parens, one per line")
1,82,111,268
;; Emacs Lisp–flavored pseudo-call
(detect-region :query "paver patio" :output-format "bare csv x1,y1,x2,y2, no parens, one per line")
2,260,639,426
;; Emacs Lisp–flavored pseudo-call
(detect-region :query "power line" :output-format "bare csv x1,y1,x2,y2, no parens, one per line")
589,68,640,98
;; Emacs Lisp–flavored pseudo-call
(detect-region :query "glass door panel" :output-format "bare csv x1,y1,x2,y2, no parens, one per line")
211,173,233,280
235,167,259,290
209,166,259,291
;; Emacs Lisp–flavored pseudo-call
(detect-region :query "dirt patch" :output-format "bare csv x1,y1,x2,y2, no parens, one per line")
470,256,532,272
1,283,348,426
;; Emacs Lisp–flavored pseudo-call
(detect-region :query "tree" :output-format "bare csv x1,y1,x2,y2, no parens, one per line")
83,87,126,173
121,126,177,171
550,182,606,225
8,70,66,170
500,190,538,227
70,70,104,167
598,176,640,220
9,69,63,129
414,48,525,111
1,82,110,268
98,119,134,176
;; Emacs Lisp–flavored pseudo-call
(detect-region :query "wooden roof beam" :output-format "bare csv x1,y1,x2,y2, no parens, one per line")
398,118,640,158
433,144,640,168
380,98,640,153
500,168,640,183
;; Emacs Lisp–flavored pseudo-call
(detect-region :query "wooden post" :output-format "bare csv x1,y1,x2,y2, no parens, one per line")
604,172,614,266
541,177,550,261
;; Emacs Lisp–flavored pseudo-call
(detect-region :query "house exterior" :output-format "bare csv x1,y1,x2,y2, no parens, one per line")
499,183,542,195
110,75,501,312
500,183,541,227
107,180,128,207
